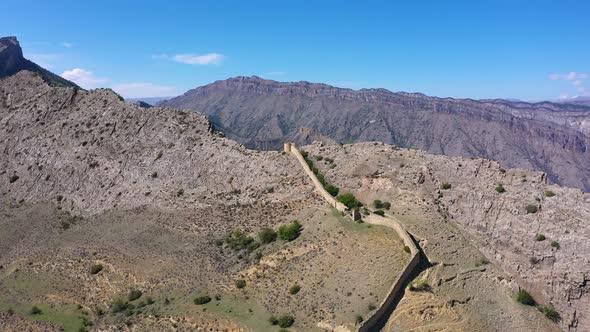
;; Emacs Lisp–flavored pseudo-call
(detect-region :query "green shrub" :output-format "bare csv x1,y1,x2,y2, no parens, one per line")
30,306,42,315
224,230,256,251
355,314,364,324
550,240,560,249
128,290,142,301
368,303,376,310
315,155,323,161
194,296,211,305
373,199,384,209
289,284,301,295
236,279,247,289
499,168,506,174
278,315,295,328
383,201,391,210
268,316,279,325
373,210,385,216
324,183,339,196
440,182,452,190
403,246,411,254
408,279,429,291
526,205,538,214
540,305,560,322
544,190,556,197
336,193,361,209
535,234,546,241
362,208,370,216
516,289,535,306
90,264,103,274
278,221,302,241
495,184,505,193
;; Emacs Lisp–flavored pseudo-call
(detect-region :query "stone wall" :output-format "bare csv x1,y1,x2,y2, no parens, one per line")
285,142,421,332
286,143,347,212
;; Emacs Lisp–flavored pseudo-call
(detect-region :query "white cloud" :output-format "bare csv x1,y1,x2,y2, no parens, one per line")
61,68,108,89
62,42,73,48
549,72,588,80
110,82,181,98
173,53,224,65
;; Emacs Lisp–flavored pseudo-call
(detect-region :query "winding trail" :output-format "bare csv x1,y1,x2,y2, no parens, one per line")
284,142,425,332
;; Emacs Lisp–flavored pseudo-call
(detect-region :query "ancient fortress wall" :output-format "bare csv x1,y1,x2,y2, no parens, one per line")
285,142,421,332
358,215,420,332
285,143,347,211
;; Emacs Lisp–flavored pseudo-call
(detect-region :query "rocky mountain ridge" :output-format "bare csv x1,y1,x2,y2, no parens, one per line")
159,76,590,192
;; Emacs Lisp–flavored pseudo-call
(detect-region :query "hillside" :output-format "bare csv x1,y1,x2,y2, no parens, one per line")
159,76,590,192
0,36,78,88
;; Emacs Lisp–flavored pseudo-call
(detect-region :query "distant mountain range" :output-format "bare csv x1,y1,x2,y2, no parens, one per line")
159,76,590,191
0,36,78,88
126,96,173,106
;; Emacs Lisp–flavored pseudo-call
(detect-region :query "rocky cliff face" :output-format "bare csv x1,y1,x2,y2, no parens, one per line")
159,76,590,192
0,36,78,88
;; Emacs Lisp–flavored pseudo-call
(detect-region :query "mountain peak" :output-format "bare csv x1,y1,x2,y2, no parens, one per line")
0,35,78,88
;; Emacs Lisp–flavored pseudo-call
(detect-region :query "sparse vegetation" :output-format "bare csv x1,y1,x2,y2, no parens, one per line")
336,193,361,209
544,190,556,197
355,314,364,324
110,299,130,313
495,184,505,193
526,204,538,214
278,221,302,241
278,315,295,328
373,199,383,209
540,305,560,322
373,209,385,216
301,150,340,196
535,233,546,241
223,230,257,251
235,279,247,289
440,182,452,190
368,303,376,311
403,246,411,253
383,201,391,210
516,289,535,306
194,295,211,305
289,284,301,295
268,316,279,325
550,240,560,249
90,264,103,274
475,258,490,267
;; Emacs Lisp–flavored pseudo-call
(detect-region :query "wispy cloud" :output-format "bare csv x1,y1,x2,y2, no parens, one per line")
550,71,589,97
61,68,107,89
549,72,588,80
111,82,181,98
62,42,73,48
173,53,224,65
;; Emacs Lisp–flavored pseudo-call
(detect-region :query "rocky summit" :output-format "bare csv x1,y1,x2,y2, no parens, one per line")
159,76,590,192
0,36,78,88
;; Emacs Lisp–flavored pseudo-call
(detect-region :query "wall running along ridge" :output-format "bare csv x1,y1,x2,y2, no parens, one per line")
284,142,421,332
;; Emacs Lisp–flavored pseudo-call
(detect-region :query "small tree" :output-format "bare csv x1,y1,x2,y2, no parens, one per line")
495,184,505,193
373,210,385,216
373,199,384,209
535,234,546,241
337,193,361,209
324,184,339,196
355,315,364,324
382,201,391,210
541,305,560,322
550,240,560,249
440,182,452,190
278,315,295,328
236,279,247,289
516,289,535,306
544,190,556,197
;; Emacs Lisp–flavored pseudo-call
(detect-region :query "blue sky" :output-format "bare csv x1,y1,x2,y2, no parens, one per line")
3,0,589,100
